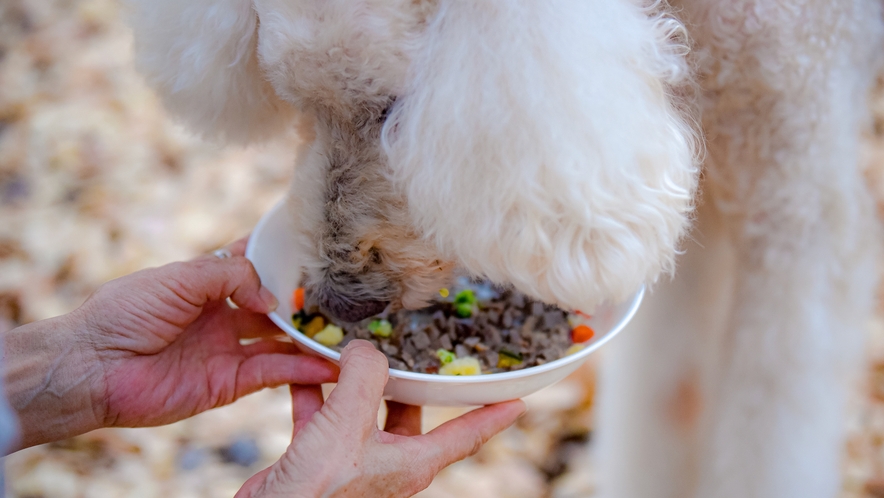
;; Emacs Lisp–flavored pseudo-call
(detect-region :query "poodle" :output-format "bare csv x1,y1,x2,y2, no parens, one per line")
127,0,884,496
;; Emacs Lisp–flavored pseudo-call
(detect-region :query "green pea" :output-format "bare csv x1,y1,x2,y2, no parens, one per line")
436,349,456,365
454,289,477,305
368,319,393,338
455,302,474,318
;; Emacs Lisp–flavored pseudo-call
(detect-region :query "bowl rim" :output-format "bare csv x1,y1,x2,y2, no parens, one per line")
245,200,644,384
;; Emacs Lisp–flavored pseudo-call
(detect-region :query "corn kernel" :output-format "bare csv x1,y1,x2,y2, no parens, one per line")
439,357,482,376
301,316,325,338
566,344,585,356
313,324,344,346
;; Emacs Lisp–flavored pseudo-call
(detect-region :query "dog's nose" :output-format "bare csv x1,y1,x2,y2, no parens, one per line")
320,295,389,323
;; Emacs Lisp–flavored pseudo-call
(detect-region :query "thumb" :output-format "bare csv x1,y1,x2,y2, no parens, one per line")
321,340,390,435
155,256,278,314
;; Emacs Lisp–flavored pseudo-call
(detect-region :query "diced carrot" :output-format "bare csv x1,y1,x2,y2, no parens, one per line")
292,287,305,311
571,324,595,343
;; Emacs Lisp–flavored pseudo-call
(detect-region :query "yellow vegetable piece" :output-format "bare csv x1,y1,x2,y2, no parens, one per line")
439,288,450,298
302,316,326,338
313,324,344,347
439,357,482,376
566,344,585,356
497,355,522,368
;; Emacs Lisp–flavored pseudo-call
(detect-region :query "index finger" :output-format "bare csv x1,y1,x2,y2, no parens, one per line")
158,256,275,314
322,340,389,435
223,237,250,257
416,400,526,470
198,236,250,261
291,384,325,438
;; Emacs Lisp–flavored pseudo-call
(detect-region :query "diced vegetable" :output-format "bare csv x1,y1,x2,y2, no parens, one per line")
454,289,477,305
453,289,478,317
436,349,456,365
571,324,595,343
313,324,344,346
455,302,475,318
439,288,450,298
301,316,326,338
566,344,585,356
439,357,482,376
292,288,305,311
292,309,313,331
368,319,393,338
497,349,523,368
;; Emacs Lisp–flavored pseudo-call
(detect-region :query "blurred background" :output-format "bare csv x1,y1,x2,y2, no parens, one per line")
1,1,884,497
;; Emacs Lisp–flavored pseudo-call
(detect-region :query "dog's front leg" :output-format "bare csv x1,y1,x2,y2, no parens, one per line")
688,0,882,498
595,199,736,498
597,1,884,497
683,1,882,497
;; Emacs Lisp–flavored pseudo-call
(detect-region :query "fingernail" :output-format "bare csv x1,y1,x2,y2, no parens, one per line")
259,287,279,312
345,339,373,349
516,401,529,418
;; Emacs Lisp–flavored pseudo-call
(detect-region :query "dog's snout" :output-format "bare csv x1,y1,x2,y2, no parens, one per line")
320,294,389,323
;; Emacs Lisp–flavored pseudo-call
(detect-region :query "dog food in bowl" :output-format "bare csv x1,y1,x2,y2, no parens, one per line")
290,278,595,375
245,200,644,406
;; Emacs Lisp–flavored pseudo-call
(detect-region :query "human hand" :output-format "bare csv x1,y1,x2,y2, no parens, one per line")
4,238,338,450
236,341,526,498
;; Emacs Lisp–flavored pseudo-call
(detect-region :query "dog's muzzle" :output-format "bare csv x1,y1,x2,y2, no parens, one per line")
321,295,389,323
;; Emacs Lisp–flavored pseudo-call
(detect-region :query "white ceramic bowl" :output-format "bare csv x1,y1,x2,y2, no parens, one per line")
245,200,644,406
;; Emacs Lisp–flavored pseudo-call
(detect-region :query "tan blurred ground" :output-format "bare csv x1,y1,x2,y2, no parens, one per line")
0,1,883,497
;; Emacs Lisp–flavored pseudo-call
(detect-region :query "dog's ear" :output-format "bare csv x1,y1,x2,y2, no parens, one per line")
126,0,295,143
383,1,699,312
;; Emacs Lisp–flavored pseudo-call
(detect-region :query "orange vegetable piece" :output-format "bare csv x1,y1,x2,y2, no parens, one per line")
571,324,595,343
292,287,305,311
575,310,593,319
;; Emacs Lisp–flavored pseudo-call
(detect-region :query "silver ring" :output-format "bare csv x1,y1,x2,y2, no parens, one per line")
213,248,233,259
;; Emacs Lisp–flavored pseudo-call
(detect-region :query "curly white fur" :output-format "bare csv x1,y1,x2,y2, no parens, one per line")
128,0,698,317
383,0,699,312
126,0,296,143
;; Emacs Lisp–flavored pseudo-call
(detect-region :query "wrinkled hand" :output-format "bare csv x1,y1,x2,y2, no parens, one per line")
236,341,526,498
81,238,339,427
4,238,338,449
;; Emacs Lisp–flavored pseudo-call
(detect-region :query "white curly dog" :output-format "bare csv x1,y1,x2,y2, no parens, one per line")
129,1,884,496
